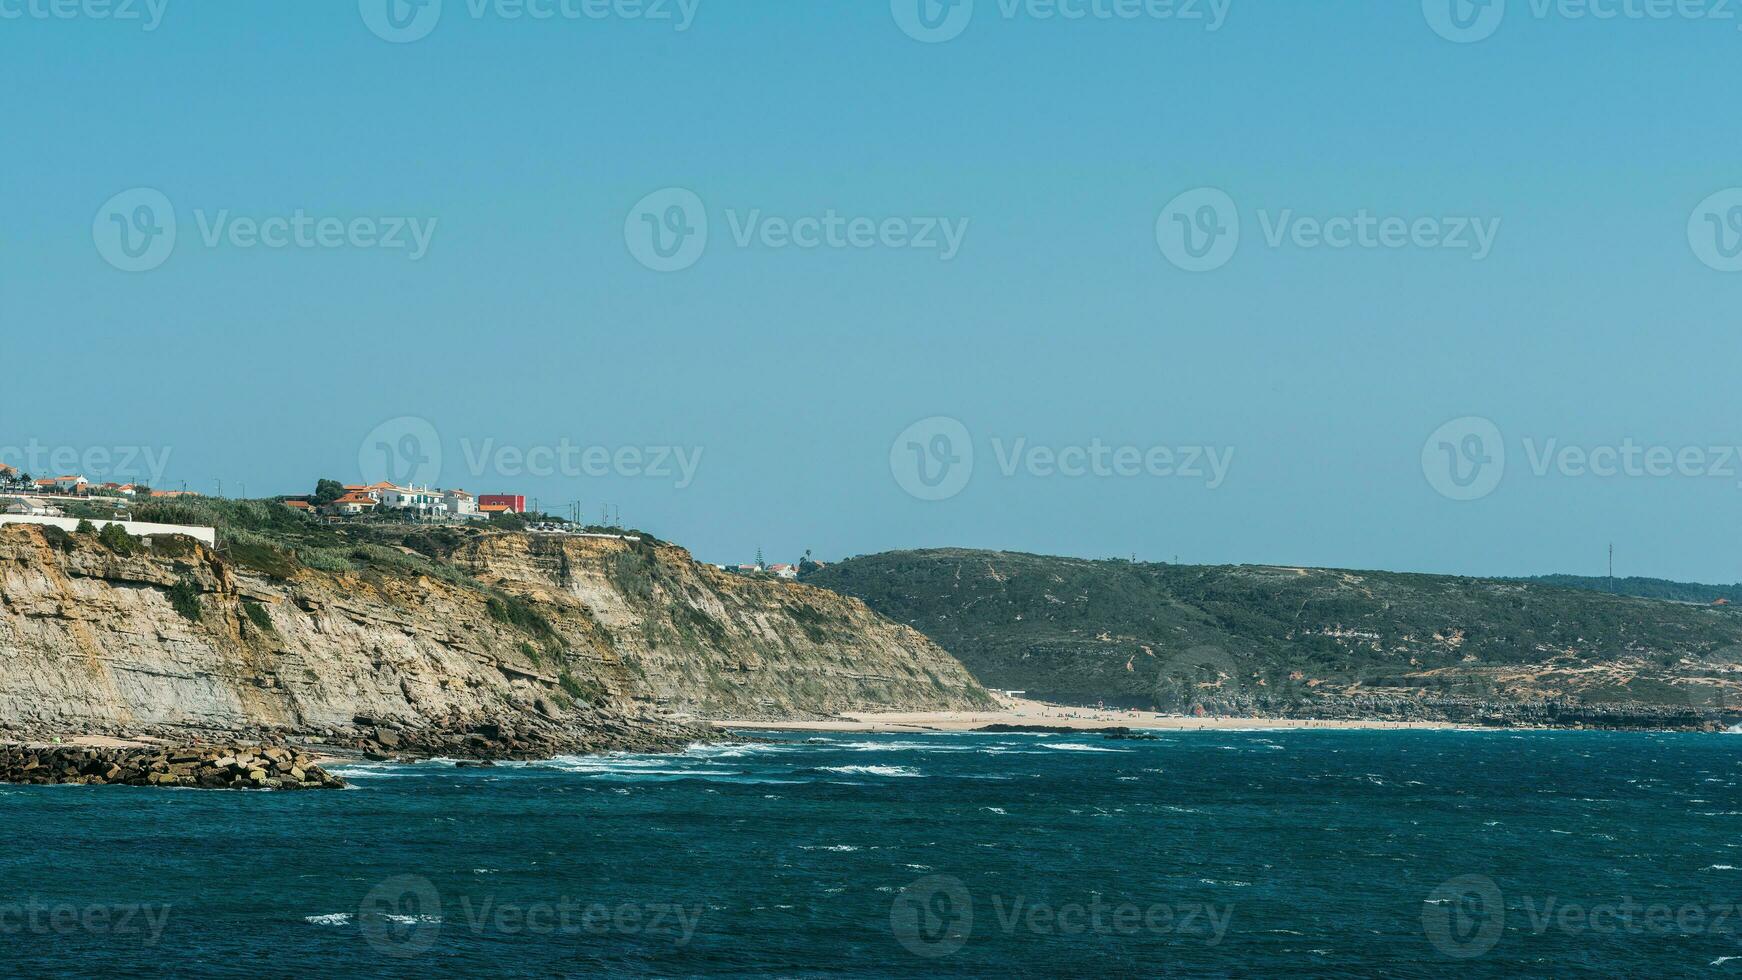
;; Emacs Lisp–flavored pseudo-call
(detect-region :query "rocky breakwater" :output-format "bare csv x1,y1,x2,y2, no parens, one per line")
348,707,710,761
0,744,345,790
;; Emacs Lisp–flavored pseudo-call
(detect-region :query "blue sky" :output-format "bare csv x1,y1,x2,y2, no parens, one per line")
5,1,1741,581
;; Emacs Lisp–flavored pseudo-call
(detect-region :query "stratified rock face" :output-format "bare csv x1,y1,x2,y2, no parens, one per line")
0,526,989,741
452,534,994,719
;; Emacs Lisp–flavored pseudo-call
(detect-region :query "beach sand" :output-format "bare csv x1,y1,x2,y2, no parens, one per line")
707,697,1462,733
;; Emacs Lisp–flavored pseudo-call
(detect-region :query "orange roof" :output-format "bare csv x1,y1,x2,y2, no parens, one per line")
479,503,511,513
283,500,313,509
334,493,378,505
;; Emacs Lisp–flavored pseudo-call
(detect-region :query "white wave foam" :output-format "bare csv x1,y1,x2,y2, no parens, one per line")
1040,743,1129,753
819,765,923,777
326,766,415,779
683,742,798,759
305,913,351,926
837,740,974,753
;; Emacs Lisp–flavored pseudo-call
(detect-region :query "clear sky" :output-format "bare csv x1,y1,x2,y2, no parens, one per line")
5,1,1740,581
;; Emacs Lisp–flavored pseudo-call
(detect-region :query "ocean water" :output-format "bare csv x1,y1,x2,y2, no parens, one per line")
3,729,1740,977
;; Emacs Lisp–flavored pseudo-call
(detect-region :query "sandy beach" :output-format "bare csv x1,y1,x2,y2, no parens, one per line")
708,697,1463,733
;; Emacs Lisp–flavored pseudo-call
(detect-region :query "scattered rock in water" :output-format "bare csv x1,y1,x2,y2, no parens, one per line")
1102,729,1161,741
0,744,345,790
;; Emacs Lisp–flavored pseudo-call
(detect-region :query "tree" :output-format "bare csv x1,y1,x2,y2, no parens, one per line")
313,479,345,506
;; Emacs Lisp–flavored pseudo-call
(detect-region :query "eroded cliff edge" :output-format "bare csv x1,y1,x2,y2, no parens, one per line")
0,525,991,752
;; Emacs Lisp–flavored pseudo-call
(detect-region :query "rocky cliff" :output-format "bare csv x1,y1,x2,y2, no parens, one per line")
0,525,990,750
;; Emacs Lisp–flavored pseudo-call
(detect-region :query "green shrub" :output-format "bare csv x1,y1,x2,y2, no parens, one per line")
75,519,96,535
242,601,274,633
224,534,301,580
167,579,203,621
148,534,199,558
37,525,75,552
97,522,139,555
486,595,555,639
558,671,605,704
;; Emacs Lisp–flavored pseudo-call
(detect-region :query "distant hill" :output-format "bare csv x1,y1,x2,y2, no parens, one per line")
805,549,1742,729
1515,575,1742,606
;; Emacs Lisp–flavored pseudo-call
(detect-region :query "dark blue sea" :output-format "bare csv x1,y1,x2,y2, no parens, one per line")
3,728,1740,977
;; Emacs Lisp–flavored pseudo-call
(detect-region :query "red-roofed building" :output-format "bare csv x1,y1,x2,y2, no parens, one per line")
326,492,380,517
478,494,526,514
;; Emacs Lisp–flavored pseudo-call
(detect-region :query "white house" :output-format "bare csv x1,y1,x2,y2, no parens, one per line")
443,489,480,518
1,497,58,516
378,485,448,517
53,475,89,493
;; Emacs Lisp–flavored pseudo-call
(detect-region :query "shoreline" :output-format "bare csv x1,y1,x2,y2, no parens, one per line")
706,698,1469,734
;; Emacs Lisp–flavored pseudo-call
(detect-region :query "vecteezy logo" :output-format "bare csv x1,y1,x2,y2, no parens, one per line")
1422,875,1505,959
891,875,973,958
1689,189,1742,273
1422,417,1505,501
359,416,443,488
358,875,443,958
625,188,709,272
1156,188,1240,272
1422,0,1506,43
891,0,974,43
360,0,443,43
93,188,177,273
890,417,973,502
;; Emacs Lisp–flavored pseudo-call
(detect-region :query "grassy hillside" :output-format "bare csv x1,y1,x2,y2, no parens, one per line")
1516,574,1742,606
805,549,1742,727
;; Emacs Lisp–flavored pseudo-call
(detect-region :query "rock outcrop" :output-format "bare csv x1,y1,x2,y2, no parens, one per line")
0,526,990,751
0,743,344,789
